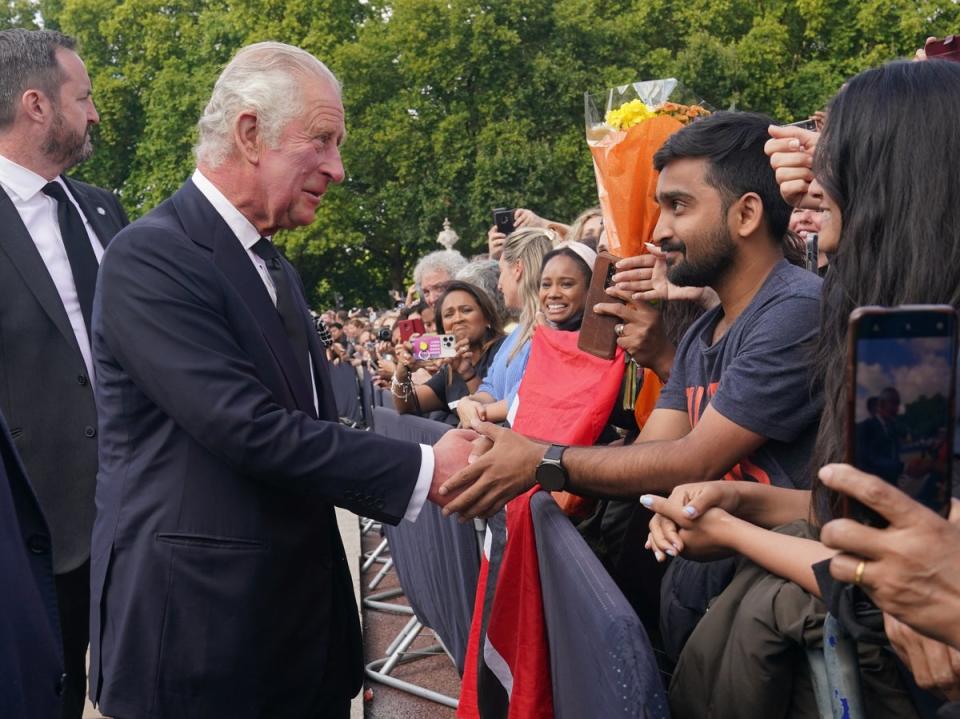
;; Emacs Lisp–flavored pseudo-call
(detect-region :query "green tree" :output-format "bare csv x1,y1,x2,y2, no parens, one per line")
12,0,959,307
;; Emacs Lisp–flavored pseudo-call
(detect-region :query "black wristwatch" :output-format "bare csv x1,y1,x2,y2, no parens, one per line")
535,444,568,492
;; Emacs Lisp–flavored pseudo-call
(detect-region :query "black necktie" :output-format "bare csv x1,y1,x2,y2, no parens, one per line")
42,181,99,334
251,238,313,391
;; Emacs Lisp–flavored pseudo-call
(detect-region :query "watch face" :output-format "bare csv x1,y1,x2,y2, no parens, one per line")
537,462,566,492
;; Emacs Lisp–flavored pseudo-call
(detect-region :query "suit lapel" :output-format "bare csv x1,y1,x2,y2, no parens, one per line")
170,181,316,417
0,188,84,355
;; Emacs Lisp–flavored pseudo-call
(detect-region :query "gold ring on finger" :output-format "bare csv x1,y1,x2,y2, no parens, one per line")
853,559,866,586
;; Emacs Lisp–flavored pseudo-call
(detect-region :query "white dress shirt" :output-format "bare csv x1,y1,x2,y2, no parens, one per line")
191,169,433,521
0,153,105,384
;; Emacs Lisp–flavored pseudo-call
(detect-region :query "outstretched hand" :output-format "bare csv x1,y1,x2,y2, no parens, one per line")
438,420,546,520
428,428,480,507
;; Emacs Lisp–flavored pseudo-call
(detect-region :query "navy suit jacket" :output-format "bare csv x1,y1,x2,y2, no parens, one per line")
88,180,422,718
0,408,63,719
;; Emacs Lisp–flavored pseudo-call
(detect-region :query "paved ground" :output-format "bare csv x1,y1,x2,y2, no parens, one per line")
82,510,458,718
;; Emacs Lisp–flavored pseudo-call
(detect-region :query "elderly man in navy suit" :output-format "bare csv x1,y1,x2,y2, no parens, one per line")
88,42,475,718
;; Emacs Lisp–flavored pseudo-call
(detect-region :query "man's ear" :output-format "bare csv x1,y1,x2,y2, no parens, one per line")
20,88,53,125
234,110,261,164
733,192,764,238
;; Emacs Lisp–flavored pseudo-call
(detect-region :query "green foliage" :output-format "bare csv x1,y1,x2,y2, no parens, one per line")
5,0,958,307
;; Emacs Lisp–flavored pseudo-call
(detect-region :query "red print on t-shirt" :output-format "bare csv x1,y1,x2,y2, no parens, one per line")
686,382,771,484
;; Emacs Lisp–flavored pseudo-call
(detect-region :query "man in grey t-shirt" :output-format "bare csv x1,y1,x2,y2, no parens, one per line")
442,112,823,519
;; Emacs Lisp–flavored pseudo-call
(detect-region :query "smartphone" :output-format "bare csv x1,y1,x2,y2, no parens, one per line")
925,35,960,62
492,207,515,236
845,305,957,525
787,118,817,132
804,233,819,273
397,318,425,342
411,334,457,361
577,251,621,359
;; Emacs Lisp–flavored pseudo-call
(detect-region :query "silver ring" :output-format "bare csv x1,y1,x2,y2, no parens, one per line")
614,323,625,337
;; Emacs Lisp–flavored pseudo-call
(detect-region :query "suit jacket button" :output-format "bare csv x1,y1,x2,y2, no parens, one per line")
77,374,88,386
27,534,51,554
84,425,96,438
56,672,67,696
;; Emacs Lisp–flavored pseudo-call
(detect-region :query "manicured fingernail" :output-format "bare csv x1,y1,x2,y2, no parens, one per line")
665,548,677,557
644,242,657,252
683,505,697,518
640,495,654,508
672,543,682,553
654,550,665,562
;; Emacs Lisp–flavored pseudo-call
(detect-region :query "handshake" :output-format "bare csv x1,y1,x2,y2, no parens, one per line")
427,420,547,519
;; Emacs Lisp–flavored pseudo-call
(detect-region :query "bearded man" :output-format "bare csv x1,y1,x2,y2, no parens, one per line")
0,28,128,719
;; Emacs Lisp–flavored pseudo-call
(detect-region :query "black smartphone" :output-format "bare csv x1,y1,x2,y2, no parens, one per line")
804,233,819,273
845,305,958,525
787,118,818,132
492,207,515,236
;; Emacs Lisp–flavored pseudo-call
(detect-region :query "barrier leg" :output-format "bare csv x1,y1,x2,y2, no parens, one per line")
362,587,415,615
368,557,394,590
362,538,389,572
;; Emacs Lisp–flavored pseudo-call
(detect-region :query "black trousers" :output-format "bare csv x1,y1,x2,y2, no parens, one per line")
54,559,90,719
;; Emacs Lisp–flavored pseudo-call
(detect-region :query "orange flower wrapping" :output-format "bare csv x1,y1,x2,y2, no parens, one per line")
588,115,683,258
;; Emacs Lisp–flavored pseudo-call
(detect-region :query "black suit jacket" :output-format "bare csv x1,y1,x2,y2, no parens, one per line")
0,407,64,719
89,179,422,718
0,176,128,574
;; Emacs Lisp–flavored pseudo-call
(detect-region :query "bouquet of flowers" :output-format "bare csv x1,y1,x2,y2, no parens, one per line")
585,79,710,258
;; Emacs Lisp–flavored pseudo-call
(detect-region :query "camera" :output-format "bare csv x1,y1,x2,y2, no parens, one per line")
377,327,392,343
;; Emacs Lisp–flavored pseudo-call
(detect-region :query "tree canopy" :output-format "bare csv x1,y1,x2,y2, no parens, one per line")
8,0,959,307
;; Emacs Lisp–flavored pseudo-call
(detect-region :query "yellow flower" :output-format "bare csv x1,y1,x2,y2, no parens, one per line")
605,99,656,130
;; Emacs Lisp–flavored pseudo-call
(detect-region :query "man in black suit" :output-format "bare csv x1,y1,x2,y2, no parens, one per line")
0,28,128,719
89,41,474,718
0,407,64,719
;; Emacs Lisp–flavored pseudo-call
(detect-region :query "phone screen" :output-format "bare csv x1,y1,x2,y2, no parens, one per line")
849,307,957,522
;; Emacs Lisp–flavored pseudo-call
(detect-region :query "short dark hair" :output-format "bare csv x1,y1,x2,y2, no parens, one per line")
435,280,504,342
0,28,76,128
653,111,790,244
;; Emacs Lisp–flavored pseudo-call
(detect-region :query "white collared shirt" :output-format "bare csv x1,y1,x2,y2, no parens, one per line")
0,153,105,384
191,169,433,522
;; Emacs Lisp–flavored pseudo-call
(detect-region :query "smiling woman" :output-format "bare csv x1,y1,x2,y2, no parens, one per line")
539,242,595,331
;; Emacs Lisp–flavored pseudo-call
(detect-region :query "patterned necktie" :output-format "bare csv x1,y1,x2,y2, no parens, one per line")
251,238,313,390
42,181,99,334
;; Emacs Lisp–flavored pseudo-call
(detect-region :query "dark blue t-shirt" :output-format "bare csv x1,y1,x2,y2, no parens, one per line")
657,259,824,660
657,259,824,488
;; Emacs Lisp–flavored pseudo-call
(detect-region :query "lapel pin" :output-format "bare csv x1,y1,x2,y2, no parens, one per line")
96,206,106,215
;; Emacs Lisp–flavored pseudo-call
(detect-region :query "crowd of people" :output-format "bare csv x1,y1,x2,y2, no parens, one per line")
2,22,960,719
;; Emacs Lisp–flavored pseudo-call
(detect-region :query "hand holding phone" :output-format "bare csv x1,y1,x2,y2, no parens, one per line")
411,334,458,361
492,208,515,237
